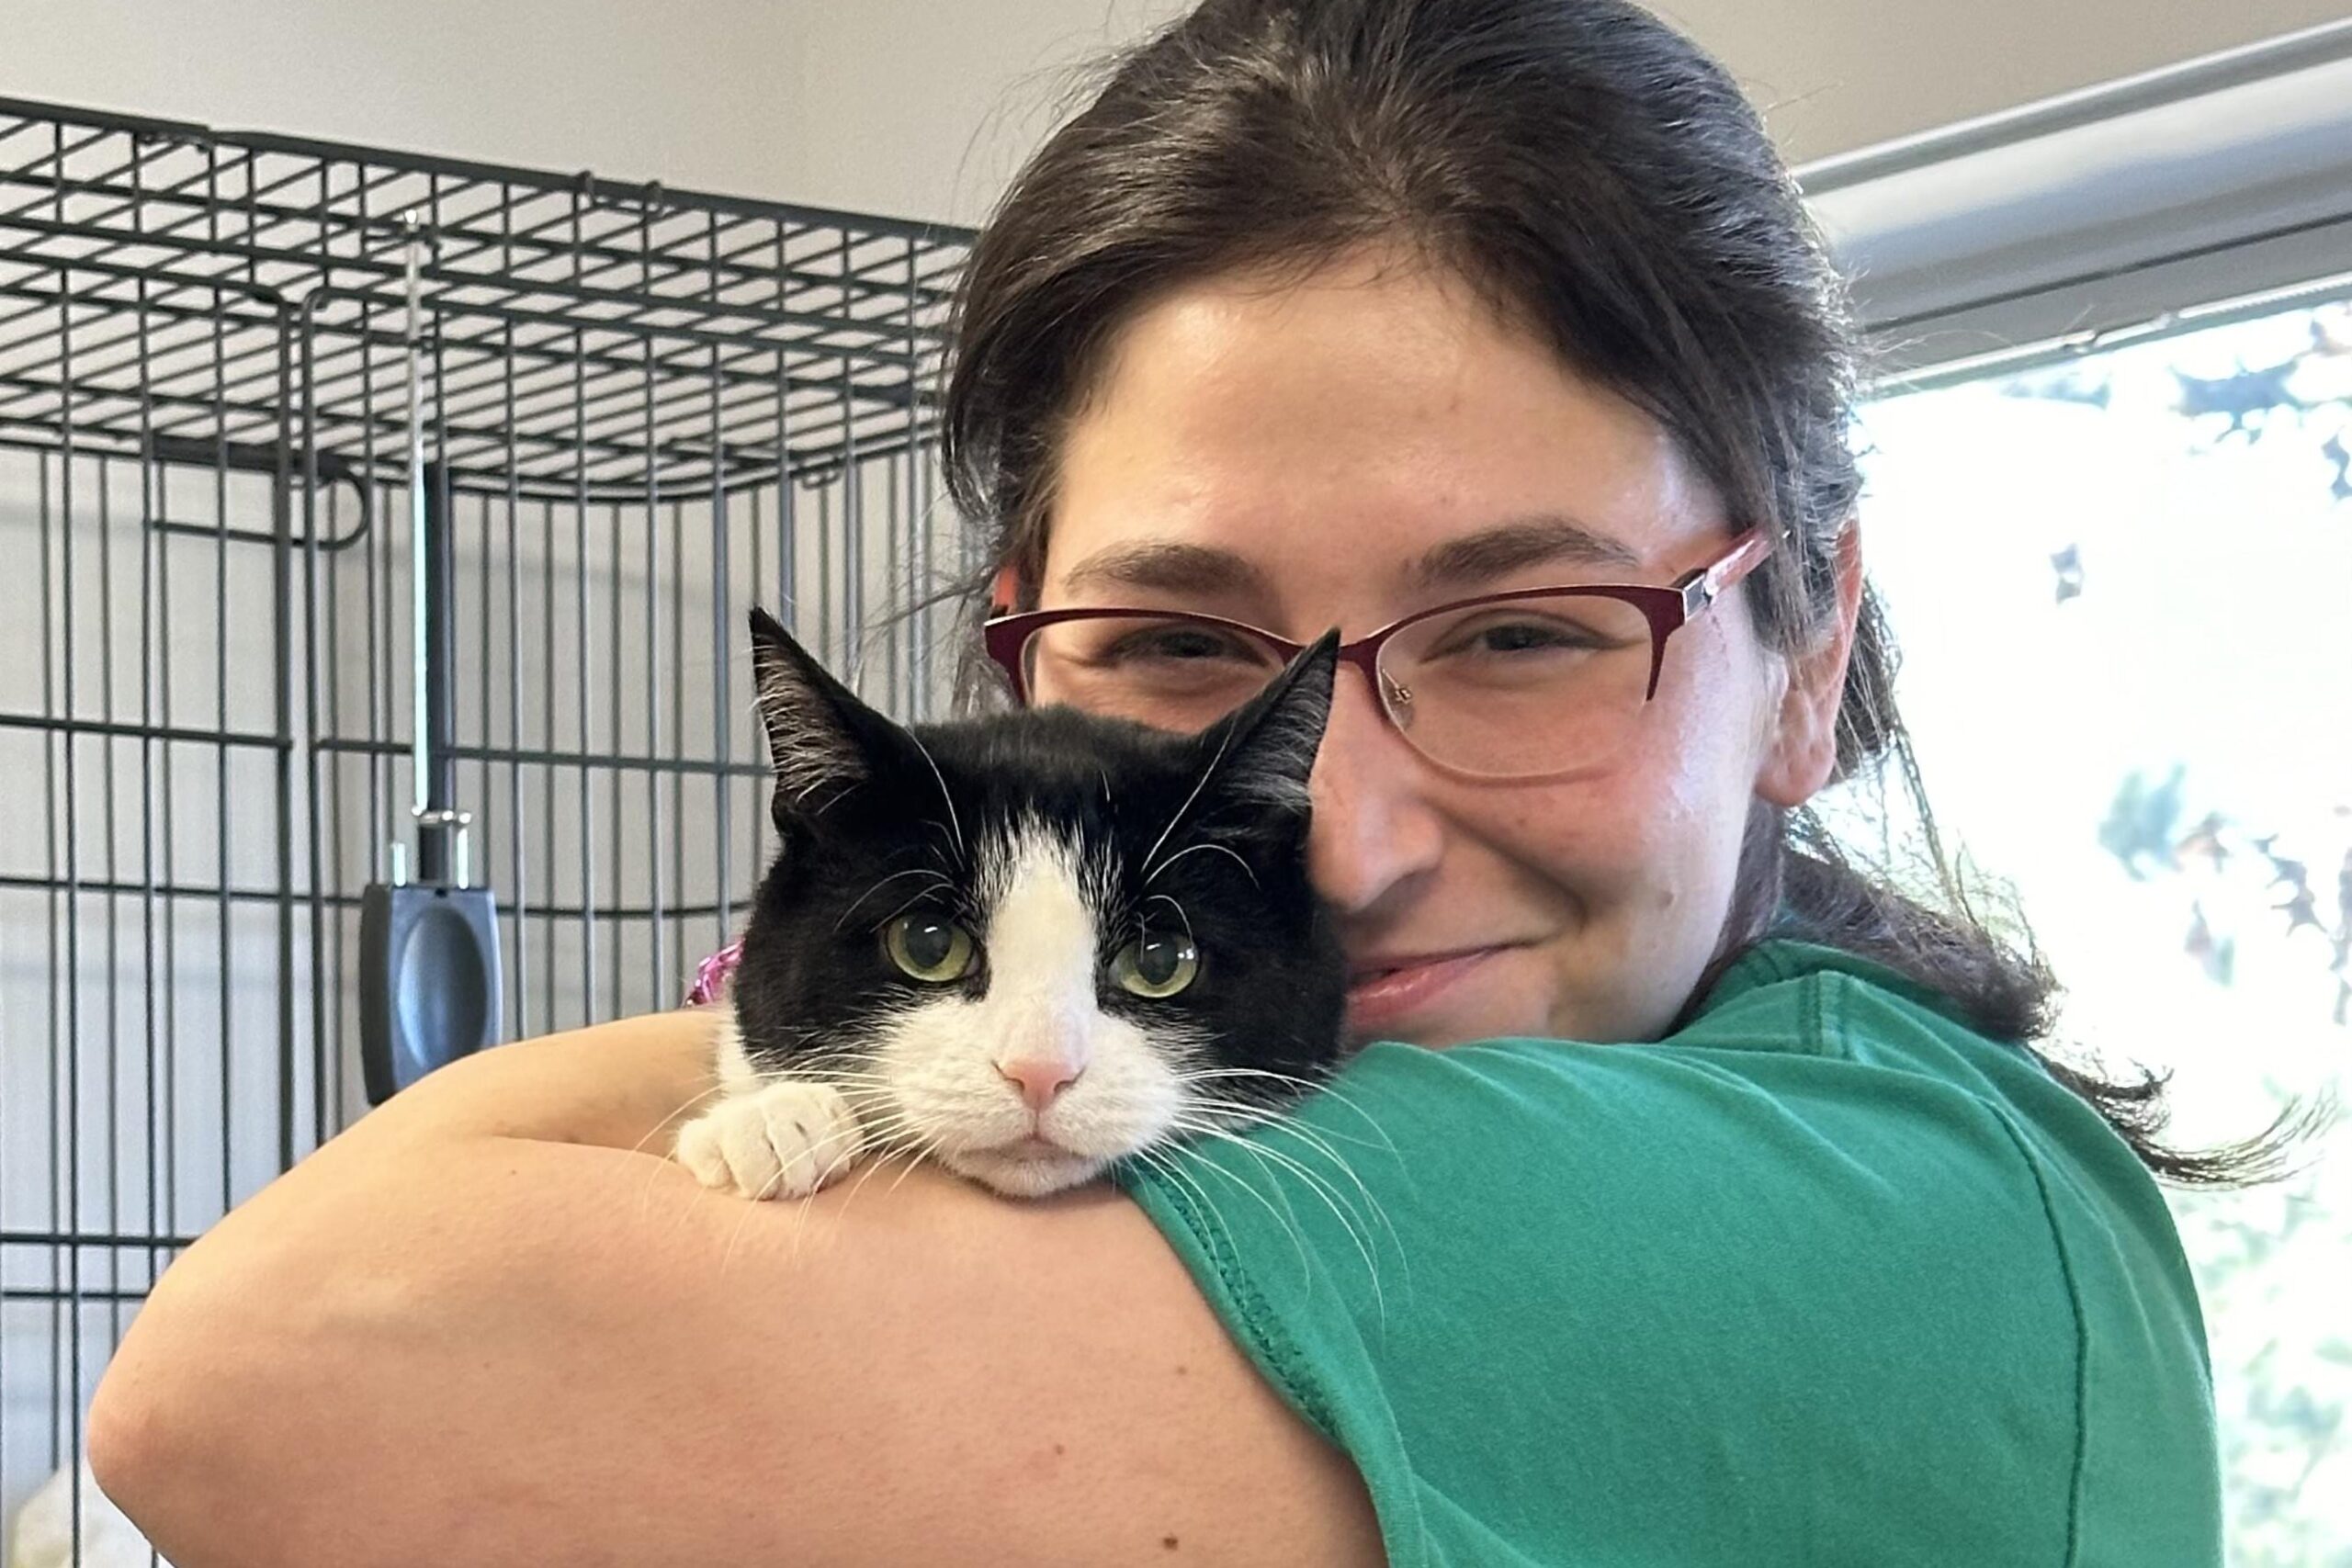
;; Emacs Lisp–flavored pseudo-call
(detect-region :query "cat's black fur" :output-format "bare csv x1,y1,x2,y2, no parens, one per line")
731,607,1350,1137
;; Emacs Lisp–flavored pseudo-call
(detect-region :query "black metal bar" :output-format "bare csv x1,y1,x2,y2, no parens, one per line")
3,165,956,330
272,303,297,1176
747,476,766,887
210,139,234,1224
571,190,595,1024
53,164,94,1497
301,288,332,1153
35,403,64,1490
146,199,187,1289
503,264,530,1040
415,457,458,884
478,482,493,956
540,495,557,1031
132,220,164,1455
0,1229,201,1249
0,874,750,922
709,209,732,963
817,479,832,672
842,230,863,702
607,494,624,1014
98,451,126,1356
328,473,349,1127
0,206,957,350
0,709,288,748
642,206,666,1008
0,94,974,243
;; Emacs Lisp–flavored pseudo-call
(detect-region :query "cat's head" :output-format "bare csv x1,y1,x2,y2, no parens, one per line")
731,608,1345,1197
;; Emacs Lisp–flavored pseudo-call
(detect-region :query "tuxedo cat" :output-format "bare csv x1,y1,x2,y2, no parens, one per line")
674,610,1349,1200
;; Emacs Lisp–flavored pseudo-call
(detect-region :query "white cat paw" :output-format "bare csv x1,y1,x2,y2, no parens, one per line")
674,1080,864,1200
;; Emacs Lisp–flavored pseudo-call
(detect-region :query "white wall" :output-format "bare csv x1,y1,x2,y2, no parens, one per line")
2,0,2347,225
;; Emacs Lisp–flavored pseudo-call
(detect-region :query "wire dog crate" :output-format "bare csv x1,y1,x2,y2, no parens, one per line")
0,95,972,1547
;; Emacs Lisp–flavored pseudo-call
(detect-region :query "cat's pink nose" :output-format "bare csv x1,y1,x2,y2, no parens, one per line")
995,1055,1083,1111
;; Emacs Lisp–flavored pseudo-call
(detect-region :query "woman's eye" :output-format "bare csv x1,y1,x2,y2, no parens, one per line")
882,914,978,983
1110,933,1200,999
1102,626,1266,668
1457,618,1603,655
1485,622,1577,650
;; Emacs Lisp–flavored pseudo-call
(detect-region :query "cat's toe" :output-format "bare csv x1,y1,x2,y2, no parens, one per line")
674,1082,861,1200
673,1103,770,1195
751,1081,864,1197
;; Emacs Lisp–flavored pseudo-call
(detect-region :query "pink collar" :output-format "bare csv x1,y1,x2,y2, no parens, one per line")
686,939,743,1008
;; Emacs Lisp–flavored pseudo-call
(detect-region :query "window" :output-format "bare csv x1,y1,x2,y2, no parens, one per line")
1853,294,2352,1564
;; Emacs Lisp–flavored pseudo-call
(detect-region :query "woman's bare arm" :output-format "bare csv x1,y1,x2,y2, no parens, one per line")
87,1014,1383,1568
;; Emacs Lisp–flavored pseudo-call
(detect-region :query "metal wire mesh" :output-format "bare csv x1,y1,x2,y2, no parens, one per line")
0,95,973,1549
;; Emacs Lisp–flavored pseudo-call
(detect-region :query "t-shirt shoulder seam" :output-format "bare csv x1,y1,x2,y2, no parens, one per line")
1979,1100,2093,1566
1816,973,2091,1561
1813,967,1844,1061
1152,1167,1342,1437
1143,1172,1441,1563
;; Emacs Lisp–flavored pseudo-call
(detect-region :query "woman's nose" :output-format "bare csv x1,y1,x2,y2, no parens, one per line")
1306,664,1445,919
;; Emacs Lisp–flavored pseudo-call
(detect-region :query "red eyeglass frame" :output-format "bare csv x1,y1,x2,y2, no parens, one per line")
982,526,1781,710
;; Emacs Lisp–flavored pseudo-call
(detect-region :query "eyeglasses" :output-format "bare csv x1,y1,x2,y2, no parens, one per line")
983,527,1779,782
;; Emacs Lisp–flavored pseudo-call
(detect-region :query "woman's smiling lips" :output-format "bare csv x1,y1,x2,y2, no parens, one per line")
1344,946,1510,1037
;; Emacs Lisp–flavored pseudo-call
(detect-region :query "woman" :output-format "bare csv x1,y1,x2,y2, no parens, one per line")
89,1,2226,1562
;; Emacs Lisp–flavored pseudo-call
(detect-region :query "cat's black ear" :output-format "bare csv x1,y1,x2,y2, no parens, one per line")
1198,629,1340,819
748,607,907,823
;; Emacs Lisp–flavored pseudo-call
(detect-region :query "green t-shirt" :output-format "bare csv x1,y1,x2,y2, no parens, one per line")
1116,939,2220,1566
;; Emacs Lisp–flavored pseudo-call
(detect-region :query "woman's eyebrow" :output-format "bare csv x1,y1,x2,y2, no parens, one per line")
1055,514,1639,601
1057,539,1268,599
1410,514,1642,591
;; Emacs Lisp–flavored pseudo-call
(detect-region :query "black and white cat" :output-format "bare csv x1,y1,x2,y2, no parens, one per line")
673,610,1350,1200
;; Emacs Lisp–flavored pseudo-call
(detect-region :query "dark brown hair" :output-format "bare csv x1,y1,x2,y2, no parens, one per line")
938,0,2290,1182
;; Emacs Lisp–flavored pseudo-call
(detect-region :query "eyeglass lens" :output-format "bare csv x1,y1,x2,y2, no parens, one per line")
1021,597,1657,779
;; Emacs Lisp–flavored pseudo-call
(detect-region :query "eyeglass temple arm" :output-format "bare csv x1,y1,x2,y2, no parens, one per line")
1675,527,1782,620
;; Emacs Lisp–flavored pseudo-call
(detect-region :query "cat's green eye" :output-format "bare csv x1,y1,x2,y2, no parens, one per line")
1111,933,1200,999
883,914,978,984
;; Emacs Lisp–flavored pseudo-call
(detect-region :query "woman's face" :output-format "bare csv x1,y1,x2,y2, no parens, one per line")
1038,250,1838,1045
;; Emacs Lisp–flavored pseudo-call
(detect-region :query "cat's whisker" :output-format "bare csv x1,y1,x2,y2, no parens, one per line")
1157,1139,1316,1291
1136,1145,1235,1240
719,1161,794,1274
832,866,957,933
867,880,966,938
1174,1070,1400,1156
628,1079,737,1165
826,1134,944,1221
1246,1121,1407,1282
751,1066,900,1089
1173,1106,1392,1264
882,1141,948,1199
1140,892,1194,947
1175,1121,1389,1324
1179,1093,1400,1242
1141,724,1236,880
1126,1145,1236,1261
1147,839,1260,888
630,1081,748,1226
904,729,967,861
831,1129,939,1215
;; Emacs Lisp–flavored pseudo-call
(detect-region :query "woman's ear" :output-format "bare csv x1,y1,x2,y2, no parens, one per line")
1756,521,1863,808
